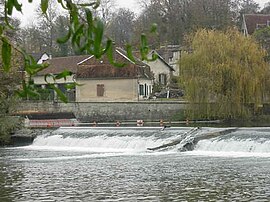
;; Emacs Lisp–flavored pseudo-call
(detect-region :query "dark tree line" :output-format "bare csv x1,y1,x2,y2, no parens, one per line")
15,0,270,57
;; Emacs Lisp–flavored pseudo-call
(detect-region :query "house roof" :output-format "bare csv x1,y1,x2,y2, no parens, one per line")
149,50,175,71
243,14,270,35
156,45,181,61
38,55,90,75
77,49,153,79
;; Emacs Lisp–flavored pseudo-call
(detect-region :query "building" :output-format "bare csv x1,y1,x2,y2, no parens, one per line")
33,49,153,102
146,50,175,86
242,14,270,36
156,45,181,76
33,55,90,101
76,49,153,102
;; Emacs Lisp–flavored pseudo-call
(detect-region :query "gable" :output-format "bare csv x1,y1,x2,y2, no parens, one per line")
148,50,175,72
243,14,270,35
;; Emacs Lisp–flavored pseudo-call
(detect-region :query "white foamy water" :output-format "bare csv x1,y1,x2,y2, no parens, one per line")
19,127,270,158
192,128,270,157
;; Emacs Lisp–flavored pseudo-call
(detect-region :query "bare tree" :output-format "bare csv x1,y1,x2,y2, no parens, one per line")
106,8,135,46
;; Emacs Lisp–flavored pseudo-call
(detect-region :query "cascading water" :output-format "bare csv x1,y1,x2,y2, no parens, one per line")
25,127,270,157
27,127,189,153
192,127,270,157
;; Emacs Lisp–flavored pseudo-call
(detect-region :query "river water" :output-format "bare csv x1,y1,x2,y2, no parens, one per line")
0,127,270,201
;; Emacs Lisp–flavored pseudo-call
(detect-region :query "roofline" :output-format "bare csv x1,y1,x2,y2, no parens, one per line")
243,14,270,17
150,50,175,71
116,49,136,64
77,55,94,65
242,14,248,36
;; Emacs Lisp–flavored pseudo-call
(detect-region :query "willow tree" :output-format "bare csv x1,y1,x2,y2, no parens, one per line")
180,28,270,120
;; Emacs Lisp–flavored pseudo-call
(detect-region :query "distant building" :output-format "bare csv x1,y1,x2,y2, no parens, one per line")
242,14,270,36
76,48,153,102
156,45,181,76
33,55,90,102
32,49,153,102
145,50,175,86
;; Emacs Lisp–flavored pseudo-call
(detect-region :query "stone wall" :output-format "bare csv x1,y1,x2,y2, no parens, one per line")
17,101,187,122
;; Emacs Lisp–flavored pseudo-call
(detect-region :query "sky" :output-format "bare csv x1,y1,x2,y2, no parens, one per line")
12,0,270,27
12,0,140,27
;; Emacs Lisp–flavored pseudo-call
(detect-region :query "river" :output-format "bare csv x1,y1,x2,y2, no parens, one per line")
0,127,269,201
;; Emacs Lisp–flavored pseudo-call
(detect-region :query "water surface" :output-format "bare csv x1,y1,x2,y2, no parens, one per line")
0,127,269,201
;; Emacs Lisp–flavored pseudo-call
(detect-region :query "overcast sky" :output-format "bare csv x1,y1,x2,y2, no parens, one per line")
13,0,270,27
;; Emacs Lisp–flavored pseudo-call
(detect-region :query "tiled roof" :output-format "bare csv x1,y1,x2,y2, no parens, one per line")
77,50,153,79
243,14,270,35
150,50,175,71
156,45,181,61
37,55,90,75
37,49,153,79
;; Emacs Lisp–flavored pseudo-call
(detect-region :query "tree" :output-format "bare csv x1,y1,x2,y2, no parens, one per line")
239,0,260,14
35,0,60,55
54,15,72,56
0,41,23,144
94,0,116,25
0,0,157,103
260,2,270,14
253,26,270,61
106,8,135,46
19,25,44,53
180,28,270,120
187,0,235,30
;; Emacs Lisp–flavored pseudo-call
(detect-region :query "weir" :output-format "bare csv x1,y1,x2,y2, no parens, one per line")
27,127,270,154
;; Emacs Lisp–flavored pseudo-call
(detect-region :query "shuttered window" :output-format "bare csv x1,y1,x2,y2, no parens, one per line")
139,84,144,96
97,84,104,96
159,74,167,85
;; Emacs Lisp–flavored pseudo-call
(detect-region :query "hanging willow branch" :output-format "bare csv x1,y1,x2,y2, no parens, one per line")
0,0,157,102
180,28,270,120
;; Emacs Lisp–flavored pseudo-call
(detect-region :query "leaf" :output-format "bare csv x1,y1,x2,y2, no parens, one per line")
49,84,68,103
92,0,100,9
24,54,49,75
0,25,3,35
106,40,126,68
65,83,76,89
54,70,72,80
13,0,22,12
45,73,56,83
85,8,93,27
71,24,84,47
16,81,39,98
126,44,136,63
93,19,104,58
57,0,67,9
6,0,14,15
41,0,49,14
77,2,97,7
57,28,71,44
150,23,158,33
1,38,12,72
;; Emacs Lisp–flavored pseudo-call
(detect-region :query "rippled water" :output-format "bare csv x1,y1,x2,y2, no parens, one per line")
0,127,270,201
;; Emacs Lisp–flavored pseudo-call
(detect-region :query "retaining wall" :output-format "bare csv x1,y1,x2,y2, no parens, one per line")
17,101,187,122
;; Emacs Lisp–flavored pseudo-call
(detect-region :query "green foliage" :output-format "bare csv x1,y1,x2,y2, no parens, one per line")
253,26,270,61
1,37,11,72
180,28,270,120
0,116,22,145
0,0,156,103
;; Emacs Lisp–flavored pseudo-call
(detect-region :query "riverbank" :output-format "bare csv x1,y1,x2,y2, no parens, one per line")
9,128,51,146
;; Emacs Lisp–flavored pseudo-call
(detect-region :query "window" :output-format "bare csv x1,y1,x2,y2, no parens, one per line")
144,84,148,96
97,84,104,96
139,84,144,96
159,74,167,85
